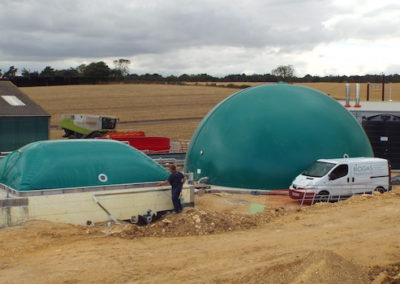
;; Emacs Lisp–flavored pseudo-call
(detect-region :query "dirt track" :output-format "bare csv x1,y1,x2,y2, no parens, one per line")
1,190,400,283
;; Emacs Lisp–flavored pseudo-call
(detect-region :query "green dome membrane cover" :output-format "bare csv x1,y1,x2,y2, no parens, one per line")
185,84,373,190
0,140,169,191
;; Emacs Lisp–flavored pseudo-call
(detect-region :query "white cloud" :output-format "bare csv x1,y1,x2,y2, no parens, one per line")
0,0,399,76
301,38,400,75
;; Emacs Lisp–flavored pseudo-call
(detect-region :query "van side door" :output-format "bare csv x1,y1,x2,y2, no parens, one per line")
352,162,389,194
326,164,351,197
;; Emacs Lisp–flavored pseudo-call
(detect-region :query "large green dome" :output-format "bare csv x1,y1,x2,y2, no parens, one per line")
185,83,373,190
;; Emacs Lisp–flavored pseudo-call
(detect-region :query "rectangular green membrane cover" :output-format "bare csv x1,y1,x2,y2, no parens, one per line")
0,140,168,191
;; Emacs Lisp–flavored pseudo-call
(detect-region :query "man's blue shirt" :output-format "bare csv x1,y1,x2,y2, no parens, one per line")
168,172,184,191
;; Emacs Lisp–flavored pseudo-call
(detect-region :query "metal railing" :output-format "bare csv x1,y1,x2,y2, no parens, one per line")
153,158,185,167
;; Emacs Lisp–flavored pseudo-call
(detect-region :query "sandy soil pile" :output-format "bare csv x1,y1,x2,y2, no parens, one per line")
195,191,299,213
109,207,289,238
0,221,94,260
345,190,400,202
111,190,400,238
370,263,400,283
0,188,399,283
215,250,369,284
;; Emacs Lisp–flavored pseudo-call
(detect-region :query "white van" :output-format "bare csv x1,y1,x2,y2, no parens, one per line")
289,157,391,204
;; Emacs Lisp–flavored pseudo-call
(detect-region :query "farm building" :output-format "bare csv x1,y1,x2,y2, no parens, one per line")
0,80,50,152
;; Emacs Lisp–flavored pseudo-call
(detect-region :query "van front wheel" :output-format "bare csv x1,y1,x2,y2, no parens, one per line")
374,187,386,194
316,191,330,203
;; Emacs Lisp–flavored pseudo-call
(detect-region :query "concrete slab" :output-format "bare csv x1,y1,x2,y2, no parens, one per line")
338,100,400,112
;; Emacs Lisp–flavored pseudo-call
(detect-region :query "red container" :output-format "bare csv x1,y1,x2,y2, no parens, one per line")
127,137,170,153
96,135,170,153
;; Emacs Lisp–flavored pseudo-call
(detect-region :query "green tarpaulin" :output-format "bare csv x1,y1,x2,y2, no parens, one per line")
0,140,168,191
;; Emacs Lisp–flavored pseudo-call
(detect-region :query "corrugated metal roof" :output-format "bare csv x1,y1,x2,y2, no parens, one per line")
0,80,50,117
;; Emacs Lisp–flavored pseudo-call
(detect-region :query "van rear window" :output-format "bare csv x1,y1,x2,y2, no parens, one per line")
302,161,336,177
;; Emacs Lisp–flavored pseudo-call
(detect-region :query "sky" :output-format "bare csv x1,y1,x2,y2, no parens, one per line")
0,0,399,76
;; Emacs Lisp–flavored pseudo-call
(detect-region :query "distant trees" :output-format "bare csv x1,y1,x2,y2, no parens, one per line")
76,64,87,75
21,68,30,78
57,68,79,78
3,66,18,79
272,65,295,81
40,66,56,78
82,61,110,82
113,59,131,77
3,60,399,87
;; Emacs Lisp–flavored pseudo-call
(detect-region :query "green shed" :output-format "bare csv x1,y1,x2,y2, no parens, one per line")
0,80,50,152
185,83,373,190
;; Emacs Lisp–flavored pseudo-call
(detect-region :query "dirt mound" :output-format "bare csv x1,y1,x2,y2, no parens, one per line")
108,207,290,238
0,220,94,258
301,189,400,211
353,190,399,201
370,263,400,284
215,250,369,284
195,192,300,214
1,189,400,283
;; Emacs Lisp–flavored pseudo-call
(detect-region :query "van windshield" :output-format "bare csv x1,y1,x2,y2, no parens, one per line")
302,161,336,177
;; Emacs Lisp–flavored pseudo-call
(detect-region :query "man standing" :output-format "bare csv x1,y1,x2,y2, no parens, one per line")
158,165,186,213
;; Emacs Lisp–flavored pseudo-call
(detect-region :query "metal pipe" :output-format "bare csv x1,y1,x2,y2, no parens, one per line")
366,83,370,101
92,195,121,224
354,83,361,107
198,177,209,184
344,83,351,107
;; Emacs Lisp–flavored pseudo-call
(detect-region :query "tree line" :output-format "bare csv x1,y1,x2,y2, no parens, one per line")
0,61,398,87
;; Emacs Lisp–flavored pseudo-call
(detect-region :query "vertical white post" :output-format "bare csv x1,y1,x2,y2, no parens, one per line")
345,83,351,107
389,83,393,102
311,193,316,205
354,83,361,107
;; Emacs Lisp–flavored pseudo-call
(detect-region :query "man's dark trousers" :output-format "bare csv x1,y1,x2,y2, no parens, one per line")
171,188,182,213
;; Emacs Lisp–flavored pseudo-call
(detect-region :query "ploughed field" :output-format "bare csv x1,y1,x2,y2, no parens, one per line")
21,84,232,140
21,83,400,141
